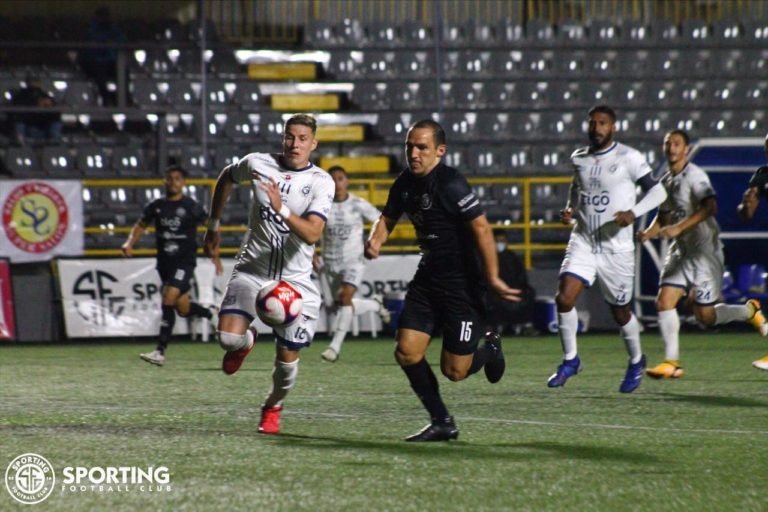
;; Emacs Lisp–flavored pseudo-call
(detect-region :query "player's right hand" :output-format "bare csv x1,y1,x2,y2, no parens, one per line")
203,230,220,259
120,243,132,257
559,207,573,225
364,240,380,260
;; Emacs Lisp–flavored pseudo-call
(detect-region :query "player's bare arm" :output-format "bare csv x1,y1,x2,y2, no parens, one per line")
121,221,147,257
204,166,235,259
469,215,522,303
258,177,326,244
637,211,670,242
364,215,397,260
737,186,759,221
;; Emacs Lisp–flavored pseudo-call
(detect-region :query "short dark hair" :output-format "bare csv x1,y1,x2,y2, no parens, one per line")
285,113,317,135
588,104,617,122
408,119,446,146
665,129,690,145
164,165,188,178
328,165,347,177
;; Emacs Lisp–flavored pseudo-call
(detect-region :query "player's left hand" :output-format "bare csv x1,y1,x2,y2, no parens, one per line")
488,276,522,303
614,210,636,227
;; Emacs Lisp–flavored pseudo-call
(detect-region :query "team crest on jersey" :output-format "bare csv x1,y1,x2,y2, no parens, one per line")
419,193,432,210
302,185,311,196
176,207,186,217
609,164,618,173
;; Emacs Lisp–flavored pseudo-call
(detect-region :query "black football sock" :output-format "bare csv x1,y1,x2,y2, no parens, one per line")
157,305,176,354
401,359,450,421
468,343,495,376
188,302,212,319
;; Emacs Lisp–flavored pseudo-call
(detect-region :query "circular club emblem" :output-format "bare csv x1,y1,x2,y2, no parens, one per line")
5,453,56,505
2,182,69,253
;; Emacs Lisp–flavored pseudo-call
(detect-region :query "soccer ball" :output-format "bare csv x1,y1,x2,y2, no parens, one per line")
255,280,303,327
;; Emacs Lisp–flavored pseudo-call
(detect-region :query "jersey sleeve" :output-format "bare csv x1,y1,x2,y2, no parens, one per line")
382,175,406,220
227,153,257,183
306,172,335,220
629,149,653,182
748,166,768,192
443,171,483,221
192,199,208,224
357,196,381,223
138,200,156,226
690,167,716,201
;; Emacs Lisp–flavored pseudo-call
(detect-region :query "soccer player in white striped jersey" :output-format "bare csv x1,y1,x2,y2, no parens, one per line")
548,105,667,393
203,114,335,434
315,166,390,362
640,129,767,379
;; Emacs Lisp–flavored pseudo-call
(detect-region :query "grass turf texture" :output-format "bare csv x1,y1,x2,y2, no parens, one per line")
1,332,767,511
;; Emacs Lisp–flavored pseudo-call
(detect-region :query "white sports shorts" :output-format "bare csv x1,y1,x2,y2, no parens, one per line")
659,248,724,305
323,259,366,295
220,270,320,347
559,235,635,306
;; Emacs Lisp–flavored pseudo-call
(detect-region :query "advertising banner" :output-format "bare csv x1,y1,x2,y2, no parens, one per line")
0,258,15,341
57,255,420,339
1,180,84,263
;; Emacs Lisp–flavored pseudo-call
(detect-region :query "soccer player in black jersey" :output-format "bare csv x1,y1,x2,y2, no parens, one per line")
122,165,222,366
365,119,521,442
737,133,768,370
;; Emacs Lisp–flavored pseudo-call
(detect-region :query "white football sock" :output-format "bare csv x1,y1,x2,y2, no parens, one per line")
351,298,380,315
263,359,299,409
557,309,579,360
657,309,680,361
620,313,643,363
329,305,354,354
714,303,750,324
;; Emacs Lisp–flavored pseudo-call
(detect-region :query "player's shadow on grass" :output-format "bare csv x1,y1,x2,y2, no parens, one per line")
659,392,768,408
272,435,658,464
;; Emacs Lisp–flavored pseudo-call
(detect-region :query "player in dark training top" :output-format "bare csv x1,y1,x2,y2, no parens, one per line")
365,119,521,442
122,165,222,366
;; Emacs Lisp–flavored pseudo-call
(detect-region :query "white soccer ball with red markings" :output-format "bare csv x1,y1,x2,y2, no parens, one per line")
256,280,303,327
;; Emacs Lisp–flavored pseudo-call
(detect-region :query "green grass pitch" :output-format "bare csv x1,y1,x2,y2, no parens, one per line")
1,331,767,511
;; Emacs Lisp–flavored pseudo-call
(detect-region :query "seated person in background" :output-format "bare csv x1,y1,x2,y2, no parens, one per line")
487,228,537,335
11,74,62,144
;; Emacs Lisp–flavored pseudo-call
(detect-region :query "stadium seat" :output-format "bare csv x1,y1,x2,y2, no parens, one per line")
712,19,744,46
223,111,262,143
449,81,484,110
468,145,507,175
587,19,620,45
442,145,467,169
481,80,519,109
556,49,587,77
41,145,76,177
548,81,587,109
538,111,580,139
167,79,200,108
556,19,586,44
439,20,468,48
325,50,365,80
213,144,244,169
362,50,397,79
337,18,365,47
3,146,44,177
743,48,768,77
700,110,732,136
203,79,234,109
390,81,437,110
400,20,433,47
648,19,680,46
730,110,765,136
130,78,168,109
76,145,111,177
681,19,712,46
493,18,524,46
742,80,768,108
677,80,708,107
232,80,266,110
525,18,555,45
475,112,510,141
620,20,651,46
463,20,495,46
209,49,242,78
62,81,99,107
669,110,702,133
522,50,556,78
112,145,149,177
644,80,677,108
517,80,552,108
440,111,478,140
351,81,390,111
712,49,744,78
648,49,682,78
490,49,524,78
303,20,338,48
364,20,400,47
708,80,739,108
179,145,212,177
586,50,619,78
744,19,768,46
395,50,434,79
618,49,651,77
737,264,768,300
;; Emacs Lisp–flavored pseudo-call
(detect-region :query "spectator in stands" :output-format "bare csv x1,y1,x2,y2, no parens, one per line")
78,6,126,106
546,105,667,393
639,129,767,379
486,228,537,335
203,114,335,435
314,165,390,363
737,132,768,370
11,74,62,145
121,165,222,367
364,119,520,442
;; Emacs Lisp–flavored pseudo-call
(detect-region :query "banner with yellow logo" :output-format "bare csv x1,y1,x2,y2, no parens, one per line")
1,180,83,262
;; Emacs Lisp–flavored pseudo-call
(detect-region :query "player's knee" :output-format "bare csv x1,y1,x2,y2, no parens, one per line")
555,292,576,311
394,346,419,367
694,307,716,327
441,366,467,382
218,331,248,351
